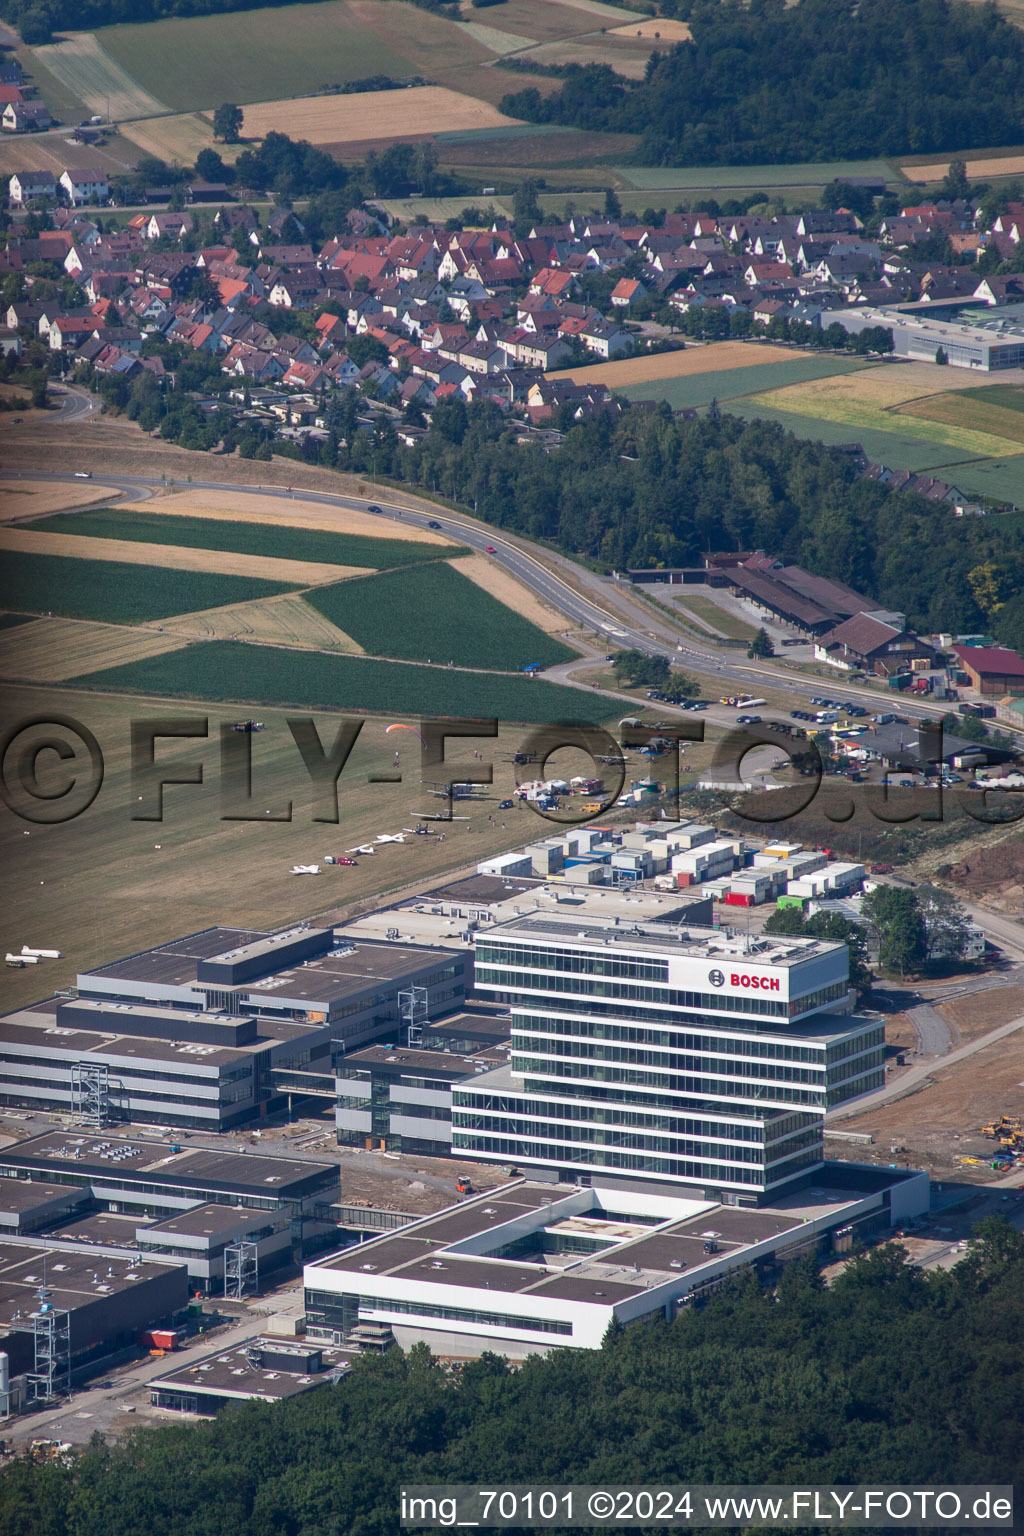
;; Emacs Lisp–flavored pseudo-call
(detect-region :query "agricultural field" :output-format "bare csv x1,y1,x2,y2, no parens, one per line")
29,507,457,569
504,38,656,78
616,158,899,191
0,679,581,1013
128,489,453,544
0,616,190,683
153,592,364,651
742,367,1024,459
119,112,241,171
724,399,997,472
0,128,135,181
941,456,1024,503
455,554,567,636
897,388,1024,446
548,341,854,390
901,151,1024,182
607,18,692,39
618,354,872,411
33,32,168,117
0,526,367,587
0,551,297,625
376,194,513,224
305,561,576,671
71,639,600,723
242,86,519,150
435,128,640,178
0,480,121,522
96,0,494,114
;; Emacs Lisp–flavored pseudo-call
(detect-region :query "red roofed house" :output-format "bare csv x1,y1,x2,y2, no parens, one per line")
610,277,646,307
952,645,1024,697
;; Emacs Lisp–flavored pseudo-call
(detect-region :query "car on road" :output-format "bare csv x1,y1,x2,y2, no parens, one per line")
427,520,442,529
74,471,92,479
367,504,383,514
485,545,497,554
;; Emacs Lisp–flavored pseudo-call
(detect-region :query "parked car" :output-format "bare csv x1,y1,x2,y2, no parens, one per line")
499,799,514,809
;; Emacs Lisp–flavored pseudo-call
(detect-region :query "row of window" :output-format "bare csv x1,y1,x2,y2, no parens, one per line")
451,1093,768,1141
449,1135,768,1185
477,969,792,1019
827,1029,884,1062
509,1058,826,1107
511,1036,828,1085
450,1117,768,1161
304,1289,572,1337
475,944,668,983
510,1015,830,1062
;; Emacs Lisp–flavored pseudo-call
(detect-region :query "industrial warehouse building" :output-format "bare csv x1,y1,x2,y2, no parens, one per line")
0,924,467,1129
304,1167,927,1357
832,305,1024,369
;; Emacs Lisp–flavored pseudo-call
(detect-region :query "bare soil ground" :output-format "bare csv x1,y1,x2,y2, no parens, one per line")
243,86,518,147
508,40,651,77
947,838,1024,916
883,1011,919,1051
547,341,803,387
0,616,190,681
0,480,123,521
153,591,364,652
938,985,1024,1043
0,526,369,586
456,553,567,635
148,489,450,542
836,1030,1024,1176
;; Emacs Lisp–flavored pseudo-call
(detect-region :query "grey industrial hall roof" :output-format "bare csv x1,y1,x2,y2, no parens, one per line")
152,1339,355,1400
0,1240,179,1330
0,1179,84,1214
0,1133,338,1197
85,928,263,988
145,1203,275,1239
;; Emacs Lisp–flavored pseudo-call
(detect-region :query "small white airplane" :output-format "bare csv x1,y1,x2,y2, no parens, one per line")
7,953,38,966
346,844,375,856
375,833,406,844
21,945,61,960
416,811,470,821
290,864,321,876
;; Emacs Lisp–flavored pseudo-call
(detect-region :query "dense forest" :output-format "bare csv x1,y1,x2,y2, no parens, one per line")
85,371,1024,647
1,1223,1021,1536
500,0,1024,164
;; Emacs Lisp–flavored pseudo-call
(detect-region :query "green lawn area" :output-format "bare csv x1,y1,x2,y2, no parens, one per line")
0,552,296,624
98,0,488,112
616,158,898,190
724,401,989,470
30,509,464,571
306,563,576,670
944,456,1024,504
620,355,869,411
74,641,599,723
672,593,757,643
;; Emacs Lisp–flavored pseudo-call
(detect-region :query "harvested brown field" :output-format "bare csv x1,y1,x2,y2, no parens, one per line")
243,86,519,147
0,616,189,682
753,360,1010,413
509,39,652,76
902,153,1024,182
897,392,1024,445
120,111,243,169
548,341,802,387
488,0,642,39
607,17,692,38
153,591,364,651
0,480,121,522
937,985,1024,1045
148,489,451,542
456,554,567,635
0,526,369,586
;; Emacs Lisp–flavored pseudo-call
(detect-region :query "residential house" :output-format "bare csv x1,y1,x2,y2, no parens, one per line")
59,168,110,205
3,100,51,132
815,613,934,677
8,170,56,204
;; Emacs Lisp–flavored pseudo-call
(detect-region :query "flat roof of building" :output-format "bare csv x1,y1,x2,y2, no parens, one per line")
43,1211,144,1247
480,914,840,968
86,927,263,989
0,1240,179,1331
0,1132,338,1200
0,1178,84,1215
145,1203,276,1239
337,1044,498,1082
152,1337,356,1402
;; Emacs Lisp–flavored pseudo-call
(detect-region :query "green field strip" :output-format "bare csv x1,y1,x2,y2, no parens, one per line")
73,640,602,724
30,509,465,571
723,401,987,471
0,551,298,624
940,456,1024,503
619,355,870,410
616,158,898,190
306,562,576,671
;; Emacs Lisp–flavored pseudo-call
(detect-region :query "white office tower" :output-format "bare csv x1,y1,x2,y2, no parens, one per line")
454,916,884,1204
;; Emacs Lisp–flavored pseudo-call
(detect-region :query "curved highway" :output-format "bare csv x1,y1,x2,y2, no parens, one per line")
1,461,966,738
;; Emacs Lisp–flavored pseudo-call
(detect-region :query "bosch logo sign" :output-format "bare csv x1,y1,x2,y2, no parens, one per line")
731,972,781,991
708,969,725,988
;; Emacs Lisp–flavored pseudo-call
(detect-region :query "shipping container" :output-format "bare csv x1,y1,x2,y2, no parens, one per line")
723,891,754,907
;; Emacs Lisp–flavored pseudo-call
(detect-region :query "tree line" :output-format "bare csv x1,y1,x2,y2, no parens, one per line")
1,1221,1020,1535
499,0,1024,165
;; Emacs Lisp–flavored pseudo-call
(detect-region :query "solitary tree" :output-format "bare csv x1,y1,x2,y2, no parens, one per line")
862,886,926,977
747,626,775,658
213,103,244,144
